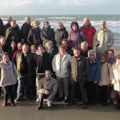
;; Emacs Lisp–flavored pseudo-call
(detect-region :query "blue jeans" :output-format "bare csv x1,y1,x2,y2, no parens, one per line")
17,75,28,100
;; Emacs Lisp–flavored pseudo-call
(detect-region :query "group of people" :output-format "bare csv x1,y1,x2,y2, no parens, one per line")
0,16,120,111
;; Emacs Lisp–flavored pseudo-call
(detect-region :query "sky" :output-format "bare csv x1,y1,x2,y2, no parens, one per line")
0,0,120,15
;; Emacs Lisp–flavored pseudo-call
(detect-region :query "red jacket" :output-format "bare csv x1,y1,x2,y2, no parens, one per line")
80,24,96,48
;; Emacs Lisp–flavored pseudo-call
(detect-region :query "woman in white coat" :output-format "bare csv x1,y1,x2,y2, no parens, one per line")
110,54,120,109
0,52,17,107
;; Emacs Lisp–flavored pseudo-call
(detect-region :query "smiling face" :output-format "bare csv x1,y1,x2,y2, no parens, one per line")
2,54,9,62
73,49,80,57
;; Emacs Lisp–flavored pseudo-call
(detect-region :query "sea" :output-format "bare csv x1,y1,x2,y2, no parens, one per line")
0,14,120,47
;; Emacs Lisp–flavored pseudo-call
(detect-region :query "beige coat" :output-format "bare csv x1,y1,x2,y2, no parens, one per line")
93,28,114,53
99,62,111,86
110,64,120,92
0,61,17,87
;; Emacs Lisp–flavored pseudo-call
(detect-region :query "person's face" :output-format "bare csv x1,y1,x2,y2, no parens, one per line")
72,24,78,31
24,17,31,24
116,59,120,65
46,43,52,50
81,43,88,51
22,45,29,54
62,41,68,47
45,71,51,80
7,17,12,24
83,18,90,26
11,41,16,48
31,47,36,53
107,51,114,59
2,55,9,62
11,20,16,28
59,48,66,56
0,39,6,46
37,47,44,55
57,23,63,30
100,21,106,30
73,49,80,57
17,43,22,50
100,56,106,63
89,53,95,59
44,22,49,29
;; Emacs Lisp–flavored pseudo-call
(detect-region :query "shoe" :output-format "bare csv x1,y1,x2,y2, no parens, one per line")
37,105,43,110
15,98,24,102
82,104,87,109
11,101,15,106
64,97,69,103
116,105,120,110
3,101,8,107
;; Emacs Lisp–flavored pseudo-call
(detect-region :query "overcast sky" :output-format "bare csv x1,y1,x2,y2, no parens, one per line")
0,0,119,15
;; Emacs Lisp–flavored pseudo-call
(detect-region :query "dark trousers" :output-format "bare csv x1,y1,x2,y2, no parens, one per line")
57,77,70,99
28,74,36,98
86,81,97,104
71,81,87,104
99,85,108,104
2,84,16,102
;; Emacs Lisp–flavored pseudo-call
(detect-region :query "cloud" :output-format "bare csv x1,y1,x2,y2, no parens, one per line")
0,0,120,15
0,0,105,7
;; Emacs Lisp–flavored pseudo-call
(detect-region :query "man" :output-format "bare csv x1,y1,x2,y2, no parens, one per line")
21,16,32,43
93,20,114,54
70,47,89,108
4,16,13,35
27,20,42,45
55,22,68,47
35,45,52,96
80,41,89,57
5,19,21,45
41,21,55,47
37,70,58,110
16,43,36,101
52,45,71,102
80,17,96,50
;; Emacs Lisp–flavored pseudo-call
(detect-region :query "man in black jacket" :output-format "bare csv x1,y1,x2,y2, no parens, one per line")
21,16,32,43
16,43,36,101
27,20,42,45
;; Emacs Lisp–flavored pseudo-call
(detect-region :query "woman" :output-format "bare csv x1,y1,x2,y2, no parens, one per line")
68,21,85,49
86,49,100,105
110,54,120,109
0,52,17,107
98,54,111,106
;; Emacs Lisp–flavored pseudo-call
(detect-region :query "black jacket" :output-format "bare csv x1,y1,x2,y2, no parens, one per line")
27,27,42,45
21,22,32,43
5,26,21,45
41,26,55,46
55,27,68,46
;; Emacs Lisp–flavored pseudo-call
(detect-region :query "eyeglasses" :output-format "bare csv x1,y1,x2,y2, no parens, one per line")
100,57,105,60
90,54,94,56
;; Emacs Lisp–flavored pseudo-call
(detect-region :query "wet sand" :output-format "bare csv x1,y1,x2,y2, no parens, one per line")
0,100,120,120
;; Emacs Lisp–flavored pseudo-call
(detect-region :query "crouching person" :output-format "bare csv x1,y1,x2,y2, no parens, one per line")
37,70,58,110
0,52,17,107
110,54,120,109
